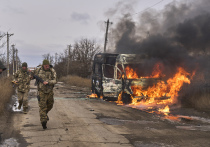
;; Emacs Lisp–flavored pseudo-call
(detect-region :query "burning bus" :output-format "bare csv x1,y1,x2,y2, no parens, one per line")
91,53,171,104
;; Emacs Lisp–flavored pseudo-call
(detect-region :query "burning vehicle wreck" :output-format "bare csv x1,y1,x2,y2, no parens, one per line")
91,53,171,104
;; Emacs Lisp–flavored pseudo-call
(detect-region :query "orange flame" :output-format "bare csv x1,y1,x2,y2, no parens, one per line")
118,65,195,115
158,105,170,115
131,67,192,105
87,93,98,98
125,62,164,79
117,92,124,105
145,62,165,78
100,95,103,99
125,66,138,79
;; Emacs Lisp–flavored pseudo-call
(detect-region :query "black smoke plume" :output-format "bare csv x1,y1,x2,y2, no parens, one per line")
104,0,210,109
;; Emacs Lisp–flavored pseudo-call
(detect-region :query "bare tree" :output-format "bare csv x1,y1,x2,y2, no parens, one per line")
54,38,101,78
42,53,54,65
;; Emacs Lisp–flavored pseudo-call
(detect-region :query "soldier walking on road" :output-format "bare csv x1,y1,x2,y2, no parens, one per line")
14,62,31,114
34,59,57,129
0,60,6,74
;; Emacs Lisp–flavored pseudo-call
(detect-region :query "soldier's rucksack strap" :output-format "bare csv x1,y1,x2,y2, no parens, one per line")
37,67,42,75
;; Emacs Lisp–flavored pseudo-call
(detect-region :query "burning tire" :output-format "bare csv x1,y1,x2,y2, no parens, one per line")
121,92,132,104
91,79,101,98
95,90,100,98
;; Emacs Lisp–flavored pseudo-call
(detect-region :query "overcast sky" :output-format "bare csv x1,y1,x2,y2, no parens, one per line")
0,0,175,67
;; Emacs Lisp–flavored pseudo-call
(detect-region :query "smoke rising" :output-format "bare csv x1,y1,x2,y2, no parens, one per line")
108,1,210,51
104,0,210,73
105,0,210,109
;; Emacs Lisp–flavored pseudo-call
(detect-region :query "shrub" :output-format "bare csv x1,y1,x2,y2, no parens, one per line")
59,75,91,88
0,77,14,114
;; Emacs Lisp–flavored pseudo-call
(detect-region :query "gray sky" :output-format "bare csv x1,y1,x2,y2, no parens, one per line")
0,0,175,67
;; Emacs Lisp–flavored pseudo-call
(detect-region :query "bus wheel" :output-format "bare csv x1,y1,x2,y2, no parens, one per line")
122,92,132,104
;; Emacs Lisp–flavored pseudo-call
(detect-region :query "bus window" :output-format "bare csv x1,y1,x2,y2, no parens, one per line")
95,63,101,74
103,65,114,78
117,64,123,79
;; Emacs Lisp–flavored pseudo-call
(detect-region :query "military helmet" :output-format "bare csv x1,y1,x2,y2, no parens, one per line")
22,62,28,67
43,59,50,65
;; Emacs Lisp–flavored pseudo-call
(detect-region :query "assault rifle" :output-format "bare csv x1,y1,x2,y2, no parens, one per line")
33,75,50,87
33,75,50,102
33,75,44,84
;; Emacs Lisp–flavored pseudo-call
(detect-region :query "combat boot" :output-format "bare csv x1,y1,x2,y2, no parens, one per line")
18,101,22,110
42,121,47,129
23,107,27,114
18,104,21,110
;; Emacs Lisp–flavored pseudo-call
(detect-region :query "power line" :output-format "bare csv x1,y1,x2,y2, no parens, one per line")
0,41,6,49
0,33,6,40
110,0,175,23
131,0,164,16
131,0,176,16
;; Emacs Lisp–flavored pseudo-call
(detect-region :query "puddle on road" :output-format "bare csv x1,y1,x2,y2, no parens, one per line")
163,115,210,131
102,100,210,132
176,125,210,131
11,89,37,112
1,138,19,147
55,97,89,100
99,118,156,125
115,102,210,131
29,97,91,101
188,116,210,124
10,95,22,112
12,101,22,112
99,118,124,125
134,141,173,147
163,115,210,124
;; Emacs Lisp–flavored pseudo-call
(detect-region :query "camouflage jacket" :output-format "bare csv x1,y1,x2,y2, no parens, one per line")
35,66,57,93
14,69,31,92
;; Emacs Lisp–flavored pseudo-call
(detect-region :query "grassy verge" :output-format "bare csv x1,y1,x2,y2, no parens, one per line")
0,77,14,114
59,75,91,88
181,84,210,112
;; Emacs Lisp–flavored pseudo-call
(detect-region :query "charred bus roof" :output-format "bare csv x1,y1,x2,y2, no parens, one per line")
116,54,149,64
93,53,119,65
93,53,148,65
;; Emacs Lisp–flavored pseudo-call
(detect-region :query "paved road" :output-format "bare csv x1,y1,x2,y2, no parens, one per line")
1,81,210,147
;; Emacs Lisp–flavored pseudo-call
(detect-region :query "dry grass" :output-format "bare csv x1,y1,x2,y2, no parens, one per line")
185,91,210,111
181,85,210,112
59,75,91,88
0,77,14,114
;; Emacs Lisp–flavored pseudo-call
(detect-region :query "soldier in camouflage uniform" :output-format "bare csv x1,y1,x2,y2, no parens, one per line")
0,60,6,74
34,59,57,129
14,62,31,114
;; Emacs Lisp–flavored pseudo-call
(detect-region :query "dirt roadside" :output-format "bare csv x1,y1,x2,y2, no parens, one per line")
1,80,210,147
0,80,132,147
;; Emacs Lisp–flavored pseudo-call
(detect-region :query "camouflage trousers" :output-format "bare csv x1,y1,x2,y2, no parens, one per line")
17,90,29,110
38,91,54,123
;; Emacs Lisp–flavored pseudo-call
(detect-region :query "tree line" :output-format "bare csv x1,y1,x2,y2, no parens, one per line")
43,38,101,79
0,32,21,77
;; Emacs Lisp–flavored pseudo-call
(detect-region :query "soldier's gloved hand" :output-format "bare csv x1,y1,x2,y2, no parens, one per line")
43,81,48,85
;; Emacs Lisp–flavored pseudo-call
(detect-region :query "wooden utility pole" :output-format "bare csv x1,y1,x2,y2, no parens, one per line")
67,45,71,75
104,19,112,53
7,32,14,77
12,44,15,75
16,49,18,72
55,53,58,65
